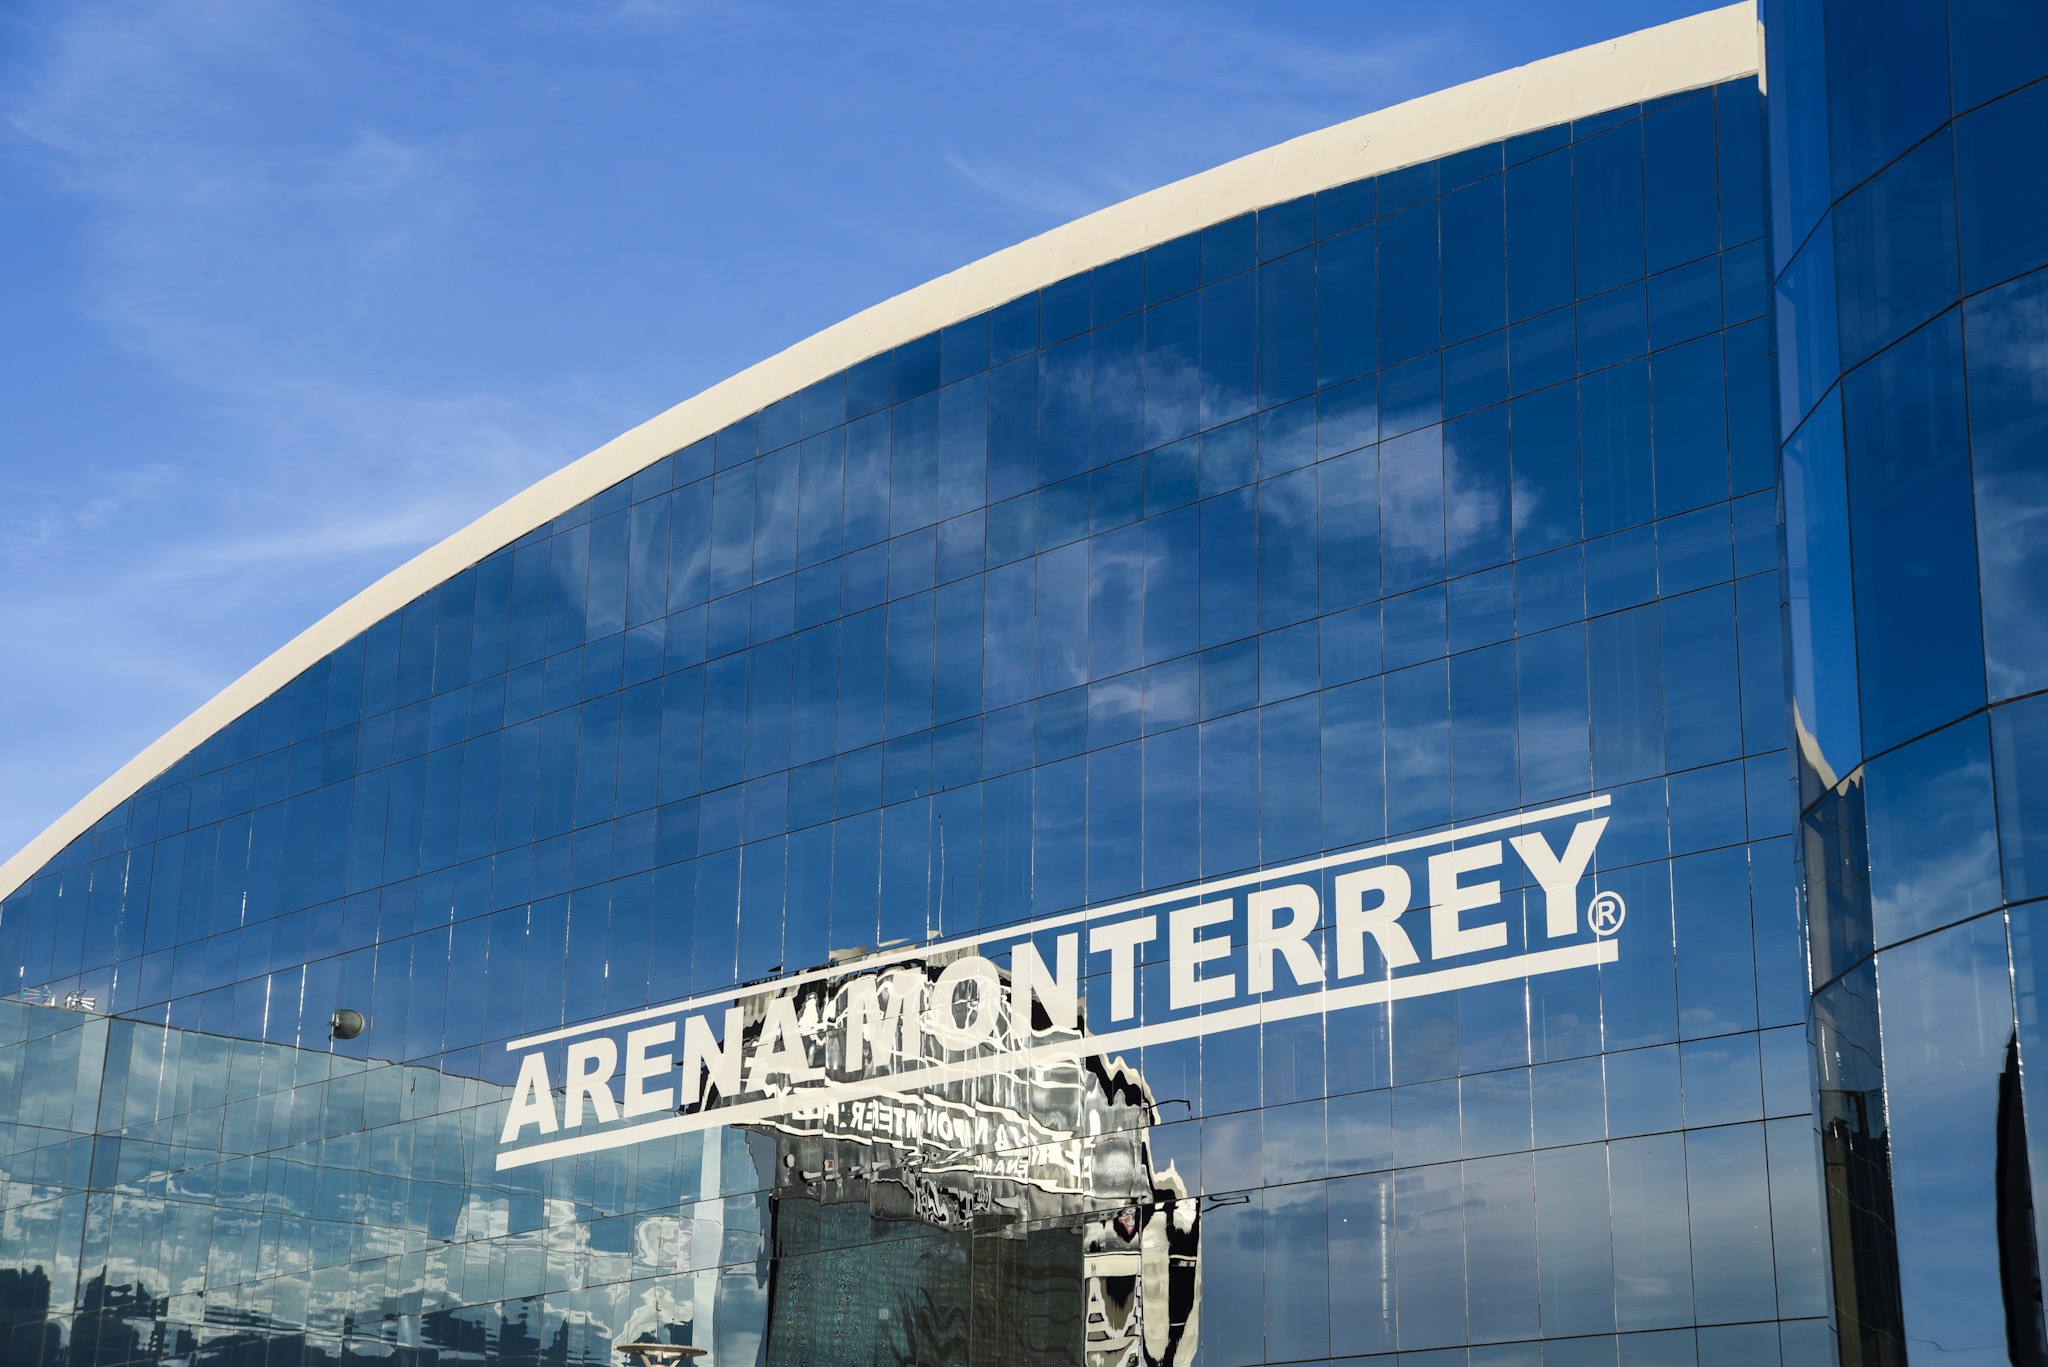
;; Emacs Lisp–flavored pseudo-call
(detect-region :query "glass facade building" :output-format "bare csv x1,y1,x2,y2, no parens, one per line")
0,5,2040,1365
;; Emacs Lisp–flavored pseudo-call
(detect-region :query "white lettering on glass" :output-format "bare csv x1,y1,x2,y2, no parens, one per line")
1169,901,1236,1009
494,797,1620,1170
1333,864,1418,976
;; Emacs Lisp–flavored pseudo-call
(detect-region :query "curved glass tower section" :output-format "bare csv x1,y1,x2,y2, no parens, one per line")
1767,1,2048,1363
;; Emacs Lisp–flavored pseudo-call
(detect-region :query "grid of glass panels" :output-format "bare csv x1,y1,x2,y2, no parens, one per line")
1766,1,2048,1363
0,75,1829,1367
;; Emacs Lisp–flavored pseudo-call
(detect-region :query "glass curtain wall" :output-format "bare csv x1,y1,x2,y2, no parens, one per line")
1765,1,2048,1364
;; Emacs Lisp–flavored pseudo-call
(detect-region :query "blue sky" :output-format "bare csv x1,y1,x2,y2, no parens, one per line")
0,0,1721,860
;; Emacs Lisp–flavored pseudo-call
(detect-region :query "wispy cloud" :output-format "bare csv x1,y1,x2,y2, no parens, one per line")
0,0,624,855
0,463,177,556
942,149,1138,224
1,0,601,576
935,2,1462,227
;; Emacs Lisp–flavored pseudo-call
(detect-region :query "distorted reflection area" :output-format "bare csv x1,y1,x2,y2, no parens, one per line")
739,957,1200,1366
0,981,1199,1367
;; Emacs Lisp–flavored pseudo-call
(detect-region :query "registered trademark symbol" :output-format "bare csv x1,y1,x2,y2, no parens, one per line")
1587,891,1626,937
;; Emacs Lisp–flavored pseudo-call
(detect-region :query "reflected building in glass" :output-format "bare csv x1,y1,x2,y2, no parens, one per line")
2,2,2043,1363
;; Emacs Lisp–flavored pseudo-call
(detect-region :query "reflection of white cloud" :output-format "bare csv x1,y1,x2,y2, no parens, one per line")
1964,281,2048,698
1509,468,1542,541
1381,435,1443,567
1092,342,1149,458
1445,425,1506,562
1868,747,2001,938
1143,349,1199,450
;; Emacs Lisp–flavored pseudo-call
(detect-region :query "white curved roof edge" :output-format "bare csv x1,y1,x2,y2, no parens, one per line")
2,3,1760,904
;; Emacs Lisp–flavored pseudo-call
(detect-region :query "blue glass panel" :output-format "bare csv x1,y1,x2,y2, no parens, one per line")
1198,488,1256,647
1091,312,1145,466
1451,643,1519,819
1508,306,1574,396
1507,120,1570,166
1198,274,1256,429
1442,175,1506,344
1509,385,1577,555
1573,121,1646,294
1507,150,1574,322
1874,915,2015,1359
1833,130,1959,368
1578,281,1647,373
1041,272,1090,345
1955,81,2048,293
989,291,1038,364
1382,353,1442,438
1590,605,1663,788
1092,253,1144,324
1384,585,1446,671
1385,661,1450,836
1444,329,1507,416
1257,467,1317,629
1381,426,1446,593
1318,177,1375,237
1145,232,1200,305
1994,693,2048,902
1643,92,1718,272
1450,564,1514,655
1949,0,2048,110
1761,0,1826,254
939,312,988,385
1444,140,1503,189
1842,312,1985,757
1864,716,2000,947
1202,212,1254,283
1379,200,1442,366
1716,80,1766,249
1965,273,2048,699
1580,360,1652,539
1650,335,1728,515
1038,333,1090,486
1445,407,1510,576
1535,1142,1616,1336
714,413,758,469
1516,623,1588,802
1724,319,1775,495
1774,222,1839,436
1821,0,1952,197
1719,242,1765,334
1257,194,1314,262
1781,393,1860,791
1258,249,1315,408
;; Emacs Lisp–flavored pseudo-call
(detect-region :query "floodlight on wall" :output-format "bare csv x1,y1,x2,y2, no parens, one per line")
329,1009,367,1041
